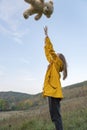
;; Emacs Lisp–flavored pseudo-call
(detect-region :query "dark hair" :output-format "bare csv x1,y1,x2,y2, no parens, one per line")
59,53,67,80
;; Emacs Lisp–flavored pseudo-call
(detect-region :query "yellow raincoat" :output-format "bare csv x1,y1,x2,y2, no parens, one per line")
43,37,64,98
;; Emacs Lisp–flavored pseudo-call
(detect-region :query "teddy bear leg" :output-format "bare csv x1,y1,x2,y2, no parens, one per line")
34,13,42,20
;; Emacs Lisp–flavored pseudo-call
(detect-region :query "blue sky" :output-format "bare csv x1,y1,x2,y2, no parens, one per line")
0,0,87,94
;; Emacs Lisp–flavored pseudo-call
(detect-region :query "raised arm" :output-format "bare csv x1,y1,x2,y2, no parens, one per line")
44,26,57,63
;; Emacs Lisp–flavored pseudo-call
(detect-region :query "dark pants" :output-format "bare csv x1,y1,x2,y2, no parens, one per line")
48,97,63,130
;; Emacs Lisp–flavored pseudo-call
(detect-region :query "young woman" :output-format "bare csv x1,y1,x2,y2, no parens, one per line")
43,26,68,130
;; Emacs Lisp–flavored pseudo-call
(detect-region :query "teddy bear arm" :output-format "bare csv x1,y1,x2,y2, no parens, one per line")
34,13,42,20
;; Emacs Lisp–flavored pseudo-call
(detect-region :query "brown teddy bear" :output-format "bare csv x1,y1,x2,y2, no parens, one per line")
23,0,54,20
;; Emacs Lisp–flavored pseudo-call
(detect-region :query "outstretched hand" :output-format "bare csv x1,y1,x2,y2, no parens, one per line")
44,26,48,36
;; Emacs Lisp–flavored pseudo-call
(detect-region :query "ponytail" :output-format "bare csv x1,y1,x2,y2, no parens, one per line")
59,53,68,80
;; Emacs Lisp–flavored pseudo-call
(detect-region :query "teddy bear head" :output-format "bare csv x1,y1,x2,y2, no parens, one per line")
43,1,54,18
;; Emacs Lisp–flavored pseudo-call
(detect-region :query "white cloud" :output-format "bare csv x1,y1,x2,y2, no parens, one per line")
0,70,4,77
0,24,11,35
16,71,37,82
0,67,7,79
17,76,36,81
0,0,27,44
20,58,30,64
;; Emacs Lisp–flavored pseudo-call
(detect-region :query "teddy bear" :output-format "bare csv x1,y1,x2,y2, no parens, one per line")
23,0,54,20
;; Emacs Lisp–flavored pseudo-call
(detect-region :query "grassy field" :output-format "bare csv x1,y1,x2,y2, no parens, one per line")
0,84,87,130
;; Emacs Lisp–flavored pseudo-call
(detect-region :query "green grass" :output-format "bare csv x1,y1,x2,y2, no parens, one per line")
63,108,87,130
20,119,54,130
0,106,54,130
0,84,87,130
0,102,87,130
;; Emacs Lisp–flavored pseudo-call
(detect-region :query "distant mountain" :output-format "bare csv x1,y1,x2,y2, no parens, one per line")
64,80,87,89
63,80,87,100
0,91,45,111
0,80,87,111
0,91,33,103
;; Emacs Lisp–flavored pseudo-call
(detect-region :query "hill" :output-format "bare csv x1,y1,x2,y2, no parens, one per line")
0,91,33,103
0,80,87,111
63,80,87,100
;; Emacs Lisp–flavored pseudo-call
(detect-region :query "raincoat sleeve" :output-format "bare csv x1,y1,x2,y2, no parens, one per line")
44,36,57,63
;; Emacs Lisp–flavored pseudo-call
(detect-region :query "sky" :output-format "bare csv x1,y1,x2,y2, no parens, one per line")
0,0,87,94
